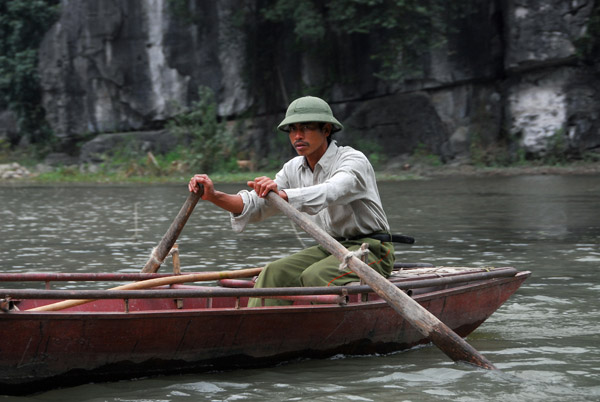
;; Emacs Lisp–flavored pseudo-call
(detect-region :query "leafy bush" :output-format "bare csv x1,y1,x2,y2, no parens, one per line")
167,87,237,173
261,0,473,80
469,131,513,167
355,137,387,170
410,143,442,166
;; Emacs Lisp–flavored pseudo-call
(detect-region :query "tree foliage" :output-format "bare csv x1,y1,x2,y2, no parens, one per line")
167,87,236,173
261,0,474,80
0,0,60,145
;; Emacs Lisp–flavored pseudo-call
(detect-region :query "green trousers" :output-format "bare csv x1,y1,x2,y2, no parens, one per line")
247,238,395,307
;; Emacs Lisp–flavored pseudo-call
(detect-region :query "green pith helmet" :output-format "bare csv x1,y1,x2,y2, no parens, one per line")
277,96,343,133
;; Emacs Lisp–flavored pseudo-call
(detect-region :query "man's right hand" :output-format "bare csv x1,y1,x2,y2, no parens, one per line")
188,174,214,201
188,174,244,214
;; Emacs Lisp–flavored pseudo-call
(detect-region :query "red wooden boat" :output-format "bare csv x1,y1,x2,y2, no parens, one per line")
0,264,529,395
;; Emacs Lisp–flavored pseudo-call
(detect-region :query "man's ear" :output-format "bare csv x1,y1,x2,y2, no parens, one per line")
323,123,332,136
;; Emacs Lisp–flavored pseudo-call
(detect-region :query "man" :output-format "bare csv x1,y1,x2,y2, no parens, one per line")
188,95,394,307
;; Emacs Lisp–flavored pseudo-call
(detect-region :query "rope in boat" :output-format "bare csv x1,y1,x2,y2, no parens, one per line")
339,243,370,272
392,266,497,278
147,245,180,272
290,221,308,248
148,247,165,266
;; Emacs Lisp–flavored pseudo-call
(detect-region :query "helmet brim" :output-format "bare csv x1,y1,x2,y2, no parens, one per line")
277,114,343,133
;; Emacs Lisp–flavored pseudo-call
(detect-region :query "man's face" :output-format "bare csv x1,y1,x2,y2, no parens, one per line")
287,122,330,161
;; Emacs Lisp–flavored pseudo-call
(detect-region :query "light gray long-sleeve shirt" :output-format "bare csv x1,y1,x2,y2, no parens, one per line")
230,141,390,239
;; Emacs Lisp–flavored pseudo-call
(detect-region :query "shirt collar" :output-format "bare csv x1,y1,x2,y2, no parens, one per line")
300,140,339,172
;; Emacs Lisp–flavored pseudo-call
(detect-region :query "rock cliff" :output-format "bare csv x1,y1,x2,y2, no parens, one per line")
37,0,599,166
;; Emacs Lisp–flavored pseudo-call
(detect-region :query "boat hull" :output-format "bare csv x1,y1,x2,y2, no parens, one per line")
0,271,529,394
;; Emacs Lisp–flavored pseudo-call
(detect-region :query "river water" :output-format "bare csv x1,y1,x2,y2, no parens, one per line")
1,175,599,401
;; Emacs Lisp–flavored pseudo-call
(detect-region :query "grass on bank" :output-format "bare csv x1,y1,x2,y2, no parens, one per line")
18,151,600,185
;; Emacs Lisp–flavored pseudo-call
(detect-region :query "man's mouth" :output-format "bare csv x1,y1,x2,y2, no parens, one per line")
294,141,308,150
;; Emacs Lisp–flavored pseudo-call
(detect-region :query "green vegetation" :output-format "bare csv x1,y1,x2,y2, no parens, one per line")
260,0,474,80
468,131,514,168
540,129,568,166
409,143,443,167
167,86,238,173
0,0,60,146
355,138,387,170
0,136,45,167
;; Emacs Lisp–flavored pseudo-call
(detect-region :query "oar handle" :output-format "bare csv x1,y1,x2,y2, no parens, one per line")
265,191,497,370
141,185,204,273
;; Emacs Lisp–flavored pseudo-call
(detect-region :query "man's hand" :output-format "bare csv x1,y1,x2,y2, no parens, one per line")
188,174,215,201
248,176,288,201
188,174,244,214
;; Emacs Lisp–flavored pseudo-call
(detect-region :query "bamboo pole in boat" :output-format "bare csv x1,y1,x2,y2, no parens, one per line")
265,191,498,370
141,185,204,273
27,267,263,312
4,267,520,300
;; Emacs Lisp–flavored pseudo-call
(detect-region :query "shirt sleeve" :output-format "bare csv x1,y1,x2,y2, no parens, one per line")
229,168,292,232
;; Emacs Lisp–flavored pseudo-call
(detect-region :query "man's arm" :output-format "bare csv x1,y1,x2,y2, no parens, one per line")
188,174,244,214
188,174,287,216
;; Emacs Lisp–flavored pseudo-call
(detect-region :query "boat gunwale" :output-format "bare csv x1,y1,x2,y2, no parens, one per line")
0,267,522,302
0,263,438,283
1,271,531,317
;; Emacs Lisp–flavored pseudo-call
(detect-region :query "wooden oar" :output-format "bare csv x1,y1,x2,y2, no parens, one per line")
28,267,263,312
141,185,204,273
265,192,497,370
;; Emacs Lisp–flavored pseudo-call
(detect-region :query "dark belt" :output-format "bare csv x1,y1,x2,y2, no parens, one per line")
342,233,415,244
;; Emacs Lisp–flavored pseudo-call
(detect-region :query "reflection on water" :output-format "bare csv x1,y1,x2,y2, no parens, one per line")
1,175,599,401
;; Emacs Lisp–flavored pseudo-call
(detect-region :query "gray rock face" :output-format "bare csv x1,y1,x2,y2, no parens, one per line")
79,130,175,164
39,0,192,139
503,0,593,71
507,69,571,154
565,69,600,153
338,93,448,158
504,0,599,154
37,0,599,163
